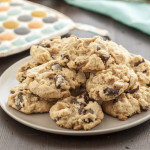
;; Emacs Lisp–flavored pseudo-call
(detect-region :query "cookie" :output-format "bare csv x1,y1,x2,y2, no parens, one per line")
16,61,39,82
8,83,56,114
130,55,150,87
102,85,150,120
30,36,74,64
30,35,131,73
59,35,131,72
86,64,138,101
50,93,104,130
26,60,86,99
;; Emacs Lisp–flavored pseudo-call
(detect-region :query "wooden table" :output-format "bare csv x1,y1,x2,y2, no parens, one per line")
0,0,150,149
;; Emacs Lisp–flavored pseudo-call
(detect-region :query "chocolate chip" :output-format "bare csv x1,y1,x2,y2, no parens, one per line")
70,87,86,97
57,117,61,121
84,109,94,115
84,93,94,104
142,106,149,110
54,117,61,121
10,91,15,94
83,118,93,123
62,54,70,61
25,66,31,71
52,63,62,70
31,93,39,97
97,45,101,50
54,75,66,89
134,58,145,67
113,99,118,103
75,61,81,66
85,72,90,79
146,84,150,87
104,87,120,96
21,76,26,82
125,86,139,94
70,98,79,104
78,103,86,114
102,36,111,41
99,54,110,64
15,92,24,110
18,93,24,102
143,70,147,73
39,43,51,48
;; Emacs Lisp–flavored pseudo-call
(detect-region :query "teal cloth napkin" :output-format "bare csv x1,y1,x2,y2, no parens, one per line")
65,0,150,35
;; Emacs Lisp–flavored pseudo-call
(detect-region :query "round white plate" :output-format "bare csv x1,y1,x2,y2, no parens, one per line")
0,56,150,136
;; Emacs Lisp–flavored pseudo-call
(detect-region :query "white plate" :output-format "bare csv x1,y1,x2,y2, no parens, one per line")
0,56,150,136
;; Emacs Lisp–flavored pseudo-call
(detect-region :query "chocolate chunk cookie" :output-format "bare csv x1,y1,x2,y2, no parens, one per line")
26,61,86,99
30,35,131,73
130,55,150,87
59,35,131,72
16,61,39,82
30,36,77,64
8,84,56,114
86,64,138,101
50,93,104,130
102,85,150,120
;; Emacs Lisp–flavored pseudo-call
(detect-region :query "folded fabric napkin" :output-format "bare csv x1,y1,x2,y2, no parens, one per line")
65,0,150,35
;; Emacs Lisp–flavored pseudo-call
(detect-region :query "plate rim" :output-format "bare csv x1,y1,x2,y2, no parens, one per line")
0,56,150,136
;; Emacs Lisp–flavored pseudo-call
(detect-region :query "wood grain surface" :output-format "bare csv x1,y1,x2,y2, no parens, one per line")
0,0,150,150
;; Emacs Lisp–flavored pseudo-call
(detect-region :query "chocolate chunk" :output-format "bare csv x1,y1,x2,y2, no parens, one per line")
102,36,111,41
40,43,51,48
78,103,86,114
70,87,86,97
25,66,31,71
146,84,150,87
113,99,118,103
10,91,15,94
83,118,93,123
84,93,94,103
70,98,79,104
99,54,110,64
104,87,120,96
143,70,147,73
21,76,26,82
134,59,145,67
57,117,61,121
18,93,24,102
125,86,139,94
85,72,90,79
54,75,66,89
31,93,39,97
62,54,70,61
15,92,24,110
84,109,94,115
97,45,101,50
52,63,62,70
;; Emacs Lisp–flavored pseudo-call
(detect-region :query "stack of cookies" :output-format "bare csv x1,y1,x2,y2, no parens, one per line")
8,35,150,130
